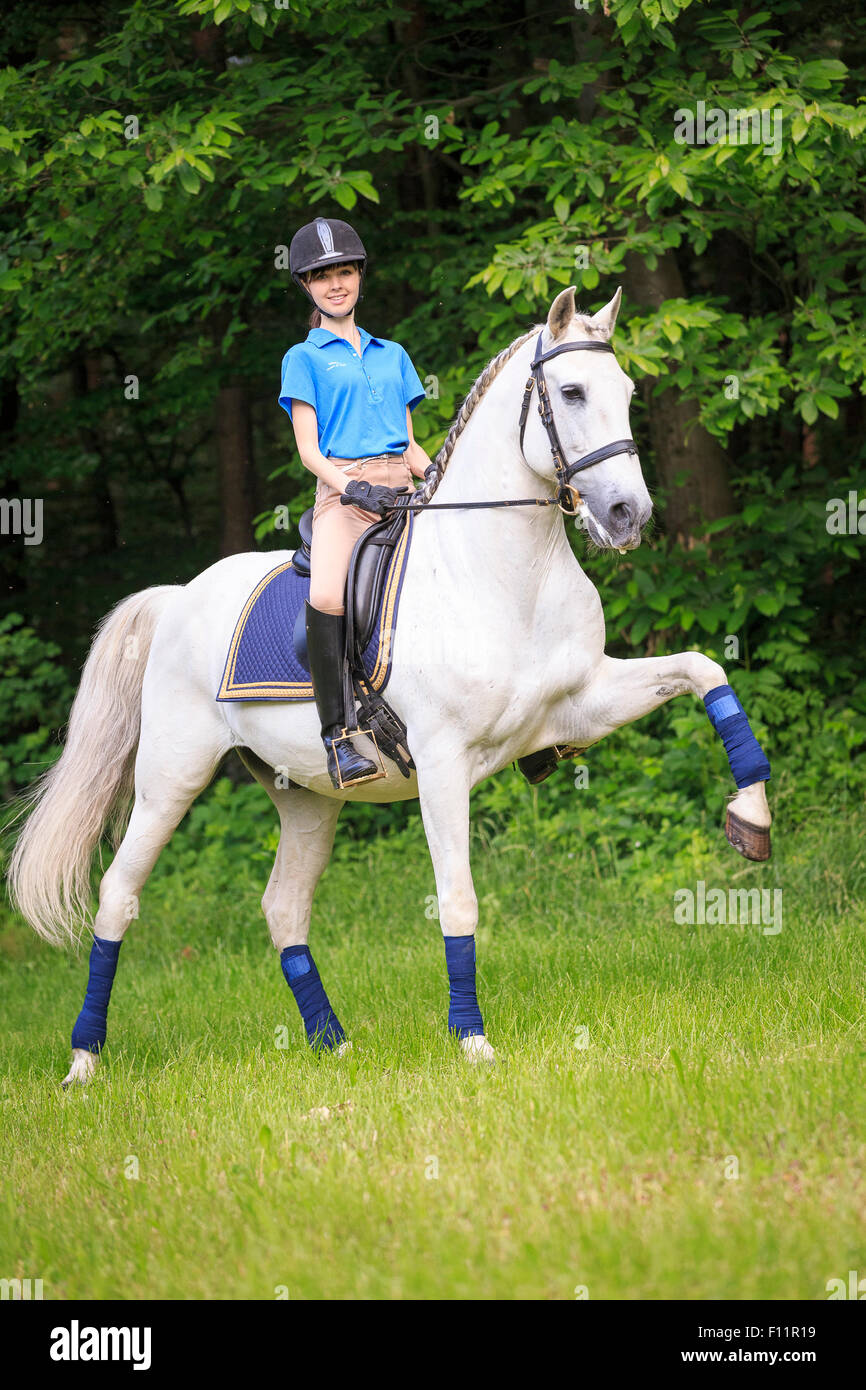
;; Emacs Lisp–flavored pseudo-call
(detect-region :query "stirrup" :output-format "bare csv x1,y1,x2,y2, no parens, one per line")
328,725,387,789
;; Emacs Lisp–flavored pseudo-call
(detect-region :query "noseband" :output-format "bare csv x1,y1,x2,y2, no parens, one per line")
405,330,638,514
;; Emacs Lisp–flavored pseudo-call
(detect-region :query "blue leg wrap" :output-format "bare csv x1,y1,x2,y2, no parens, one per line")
280,945,345,1050
444,935,484,1039
704,684,771,789
71,936,122,1053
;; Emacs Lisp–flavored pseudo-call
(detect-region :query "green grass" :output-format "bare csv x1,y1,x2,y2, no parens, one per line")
0,807,864,1300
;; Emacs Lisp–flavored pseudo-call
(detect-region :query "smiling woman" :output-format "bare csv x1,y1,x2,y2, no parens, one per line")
272,215,443,1058
280,215,433,797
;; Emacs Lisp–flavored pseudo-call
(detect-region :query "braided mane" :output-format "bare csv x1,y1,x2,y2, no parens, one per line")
415,323,541,505
416,312,597,504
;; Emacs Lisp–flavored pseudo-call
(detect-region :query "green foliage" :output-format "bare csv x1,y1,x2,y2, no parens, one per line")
148,776,275,894
460,0,865,438
0,614,73,799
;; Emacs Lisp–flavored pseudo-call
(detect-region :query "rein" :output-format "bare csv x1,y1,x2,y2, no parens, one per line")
403,331,637,515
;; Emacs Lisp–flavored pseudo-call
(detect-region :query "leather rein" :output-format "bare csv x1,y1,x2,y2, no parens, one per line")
402,331,638,514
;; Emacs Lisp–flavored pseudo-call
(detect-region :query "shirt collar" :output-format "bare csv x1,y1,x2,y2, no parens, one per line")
307,325,382,350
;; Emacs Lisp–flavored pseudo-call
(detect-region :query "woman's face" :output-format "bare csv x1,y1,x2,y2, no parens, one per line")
304,262,361,317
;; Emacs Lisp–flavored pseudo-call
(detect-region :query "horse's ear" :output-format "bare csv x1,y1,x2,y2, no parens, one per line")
546,285,577,341
587,286,623,341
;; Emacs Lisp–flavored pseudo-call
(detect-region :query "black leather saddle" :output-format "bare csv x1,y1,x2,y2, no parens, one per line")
289,499,410,654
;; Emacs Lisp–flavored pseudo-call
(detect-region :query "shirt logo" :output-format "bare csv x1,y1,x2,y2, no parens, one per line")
325,360,350,370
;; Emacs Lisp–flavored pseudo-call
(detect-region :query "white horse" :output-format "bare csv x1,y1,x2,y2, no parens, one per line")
7,286,770,1084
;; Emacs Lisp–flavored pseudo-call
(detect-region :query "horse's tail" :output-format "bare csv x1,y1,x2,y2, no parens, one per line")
5,585,180,948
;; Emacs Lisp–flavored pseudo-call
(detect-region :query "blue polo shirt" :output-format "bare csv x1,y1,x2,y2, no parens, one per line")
278,325,426,458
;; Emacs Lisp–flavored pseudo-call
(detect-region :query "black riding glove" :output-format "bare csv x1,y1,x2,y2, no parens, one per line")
340,479,402,517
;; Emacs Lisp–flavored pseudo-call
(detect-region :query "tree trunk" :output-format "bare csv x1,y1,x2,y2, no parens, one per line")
570,1,607,122
189,23,225,70
194,0,258,559
217,381,258,557
623,250,734,542
0,376,26,600
72,353,119,552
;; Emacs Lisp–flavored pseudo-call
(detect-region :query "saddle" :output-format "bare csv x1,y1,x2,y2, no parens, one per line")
291,500,415,778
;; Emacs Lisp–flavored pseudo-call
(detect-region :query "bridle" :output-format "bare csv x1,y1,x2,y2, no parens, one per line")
518,333,638,514
403,330,638,514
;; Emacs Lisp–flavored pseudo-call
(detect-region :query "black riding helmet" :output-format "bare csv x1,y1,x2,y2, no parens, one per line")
289,217,367,319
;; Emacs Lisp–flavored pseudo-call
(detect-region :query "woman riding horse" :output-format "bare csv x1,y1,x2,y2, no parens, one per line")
280,217,434,789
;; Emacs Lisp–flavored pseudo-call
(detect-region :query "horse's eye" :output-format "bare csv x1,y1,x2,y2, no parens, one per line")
562,386,585,402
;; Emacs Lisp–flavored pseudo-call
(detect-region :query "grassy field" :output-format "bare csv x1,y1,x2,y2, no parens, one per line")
1,803,864,1301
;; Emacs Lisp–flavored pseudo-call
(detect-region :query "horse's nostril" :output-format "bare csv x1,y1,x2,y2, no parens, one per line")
609,501,632,531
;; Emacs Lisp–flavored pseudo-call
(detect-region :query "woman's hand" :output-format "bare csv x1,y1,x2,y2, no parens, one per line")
340,479,403,517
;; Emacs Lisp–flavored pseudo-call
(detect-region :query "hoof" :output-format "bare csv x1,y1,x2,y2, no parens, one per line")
62,1048,98,1088
726,808,771,861
459,1034,496,1065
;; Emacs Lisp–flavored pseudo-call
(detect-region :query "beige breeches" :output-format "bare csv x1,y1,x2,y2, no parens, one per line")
309,453,414,615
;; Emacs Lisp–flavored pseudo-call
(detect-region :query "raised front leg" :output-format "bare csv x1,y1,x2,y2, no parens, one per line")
416,750,495,1063
583,652,772,860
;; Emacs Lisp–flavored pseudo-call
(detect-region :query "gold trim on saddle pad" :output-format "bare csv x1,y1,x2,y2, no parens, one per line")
216,518,412,700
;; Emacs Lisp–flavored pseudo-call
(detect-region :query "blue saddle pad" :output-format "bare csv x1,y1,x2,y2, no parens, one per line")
216,508,415,701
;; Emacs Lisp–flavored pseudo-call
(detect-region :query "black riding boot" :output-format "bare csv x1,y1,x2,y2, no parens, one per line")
304,601,382,789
